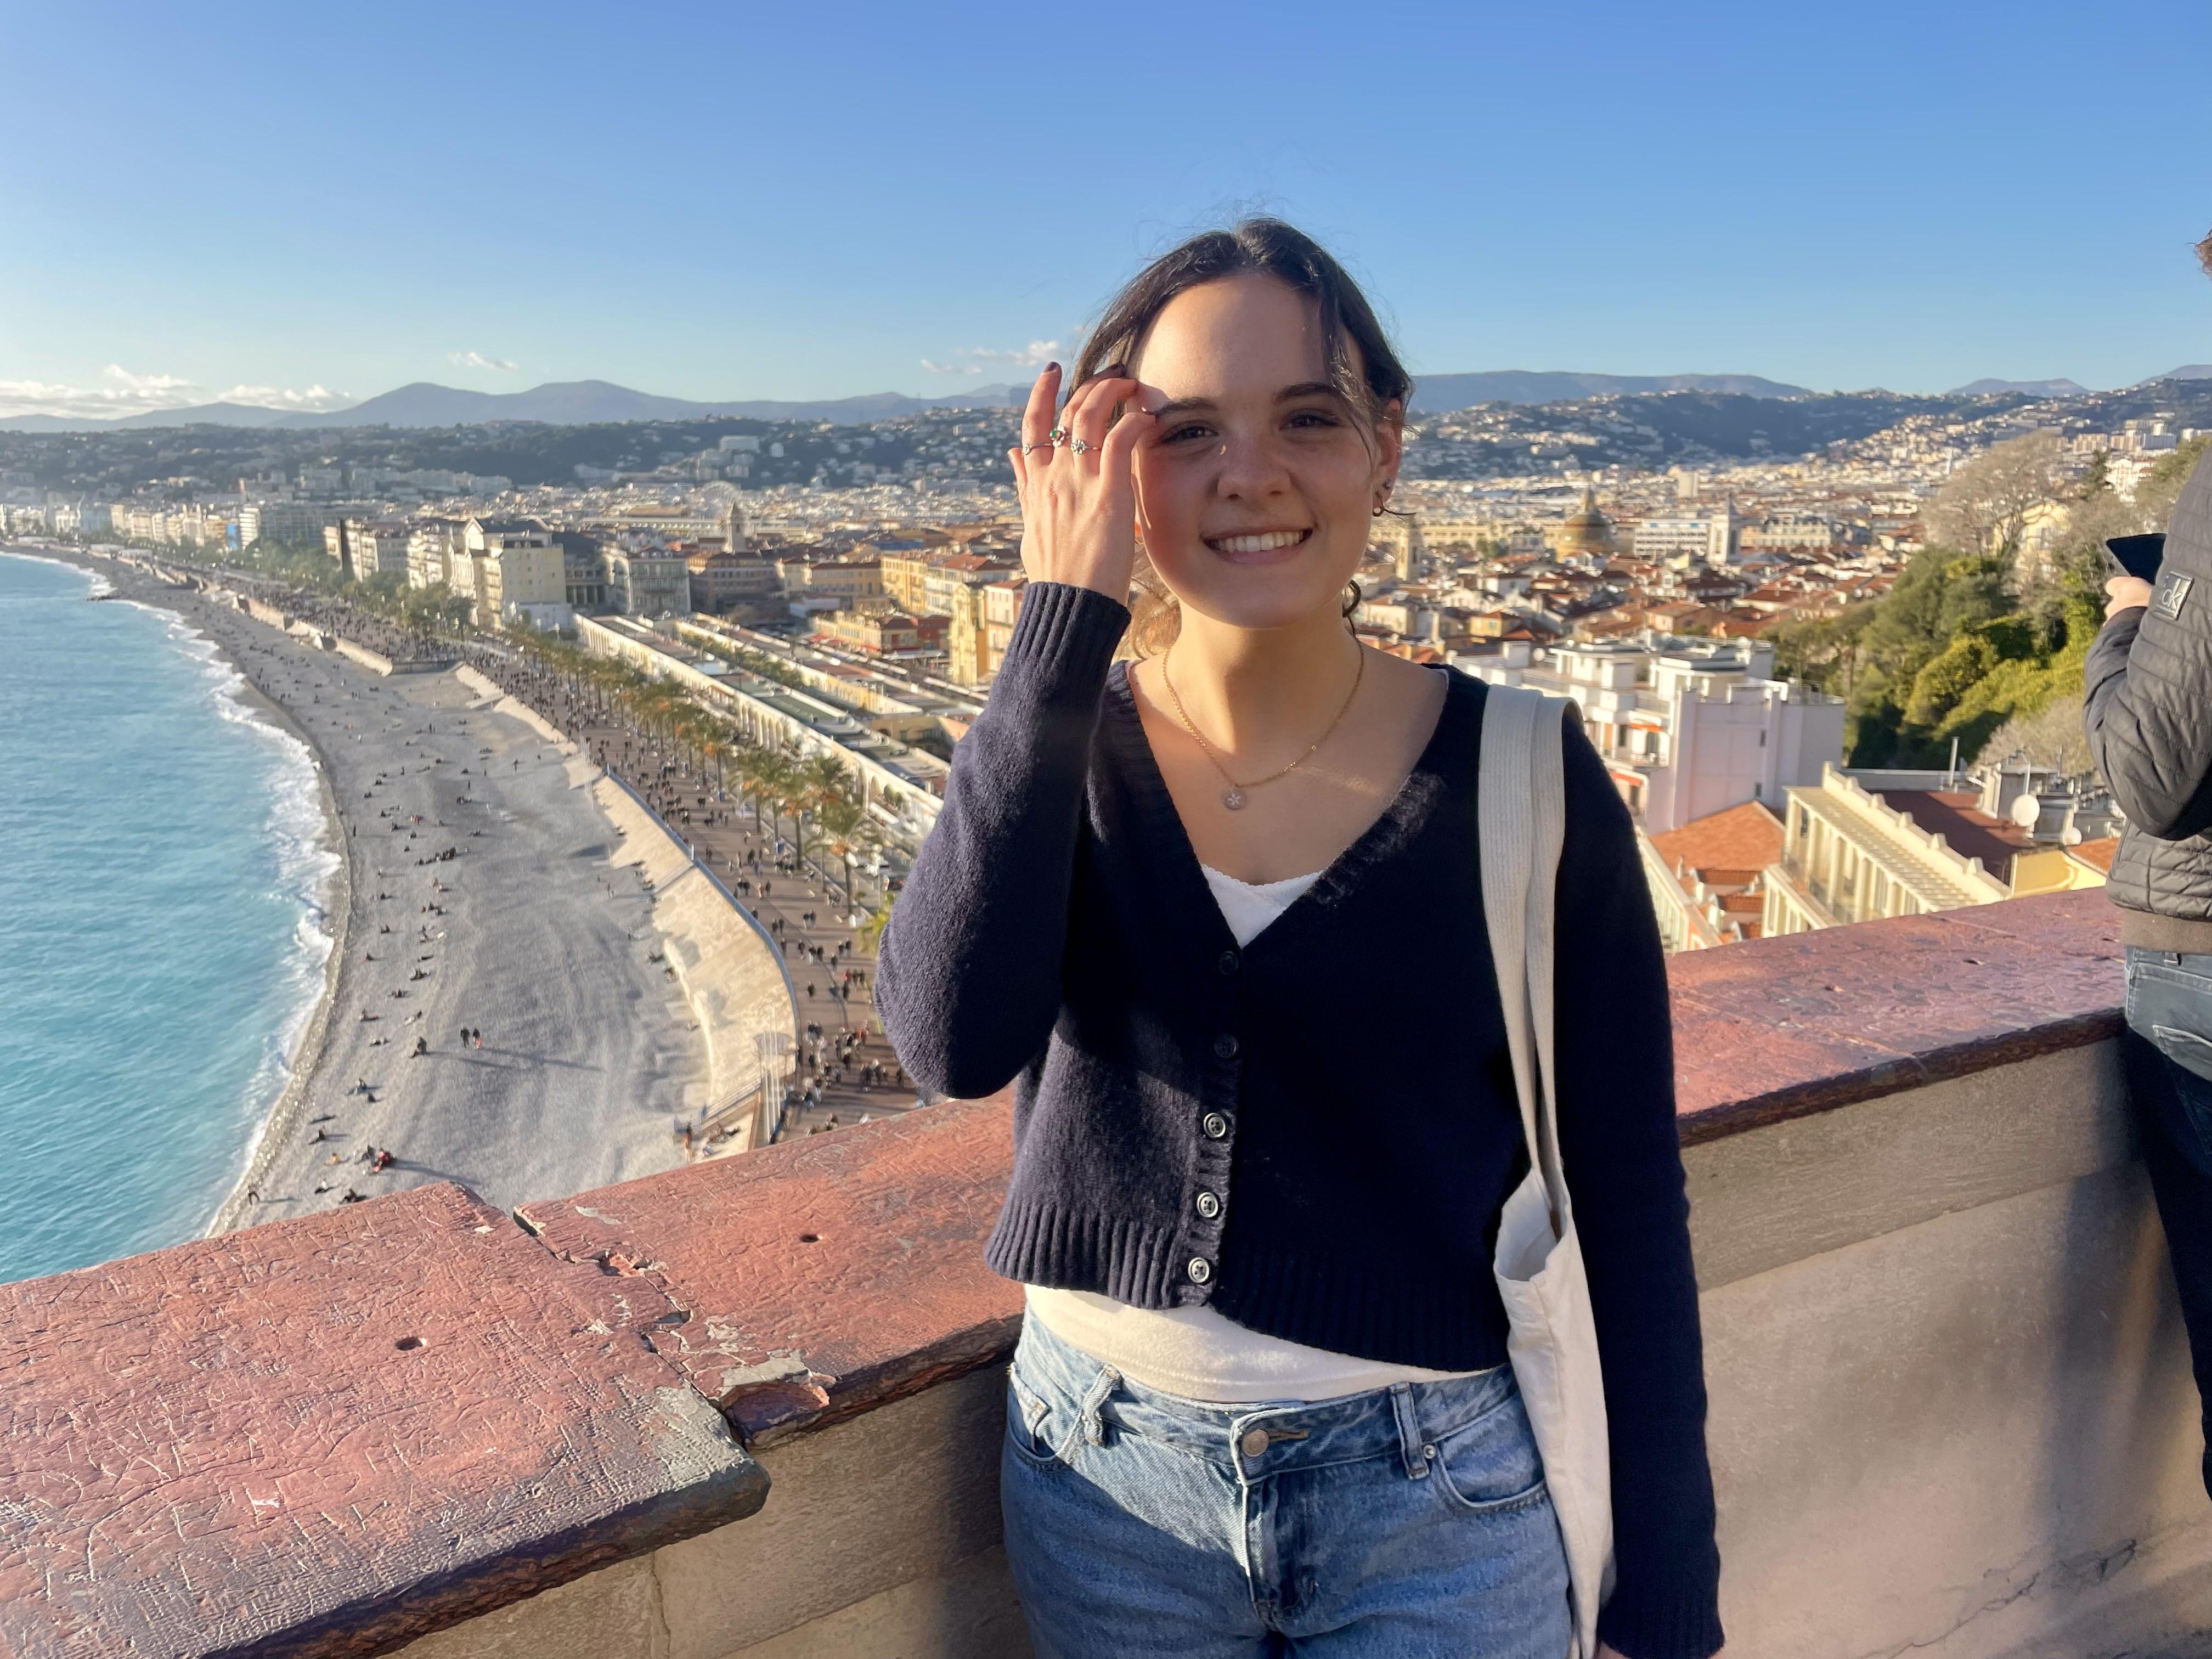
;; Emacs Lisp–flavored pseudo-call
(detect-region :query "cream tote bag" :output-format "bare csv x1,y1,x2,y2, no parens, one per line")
1478,684,1615,1658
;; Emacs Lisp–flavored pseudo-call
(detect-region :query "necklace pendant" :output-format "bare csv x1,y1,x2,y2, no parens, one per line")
1222,788,1246,810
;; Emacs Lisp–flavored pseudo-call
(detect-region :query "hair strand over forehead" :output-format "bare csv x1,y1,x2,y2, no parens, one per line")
1074,218,1412,428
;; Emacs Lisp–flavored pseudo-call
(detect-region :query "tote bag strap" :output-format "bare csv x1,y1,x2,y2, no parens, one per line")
1477,685,1571,1225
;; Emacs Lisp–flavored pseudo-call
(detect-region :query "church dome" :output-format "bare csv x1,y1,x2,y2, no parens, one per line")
1556,486,1616,556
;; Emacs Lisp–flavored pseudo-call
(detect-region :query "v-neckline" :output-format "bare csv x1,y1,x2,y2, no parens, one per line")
1100,659,1468,958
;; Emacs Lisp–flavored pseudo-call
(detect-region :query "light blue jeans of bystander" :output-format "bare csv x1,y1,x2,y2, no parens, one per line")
1000,1313,1572,1657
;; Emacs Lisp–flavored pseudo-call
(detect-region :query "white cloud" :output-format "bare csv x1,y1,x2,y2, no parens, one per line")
0,366,351,422
448,350,519,372
218,383,352,410
921,339,1062,377
965,339,1062,368
101,364,195,393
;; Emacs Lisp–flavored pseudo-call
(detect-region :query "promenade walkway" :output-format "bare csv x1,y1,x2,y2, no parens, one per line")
464,653,925,1146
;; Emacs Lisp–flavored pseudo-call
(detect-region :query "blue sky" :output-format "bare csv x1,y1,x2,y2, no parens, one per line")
3,0,2208,419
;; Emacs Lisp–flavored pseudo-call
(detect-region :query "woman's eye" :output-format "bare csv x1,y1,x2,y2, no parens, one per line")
1286,409,1340,430
1163,424,1211,444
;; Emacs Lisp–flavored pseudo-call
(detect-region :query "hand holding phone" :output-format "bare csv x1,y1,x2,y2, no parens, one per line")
2105,533,2166,582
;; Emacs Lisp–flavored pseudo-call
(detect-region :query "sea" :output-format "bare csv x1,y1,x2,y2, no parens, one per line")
0,552,337,1283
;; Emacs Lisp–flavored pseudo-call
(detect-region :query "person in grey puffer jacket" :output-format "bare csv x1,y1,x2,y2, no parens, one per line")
2084,229,2212,1492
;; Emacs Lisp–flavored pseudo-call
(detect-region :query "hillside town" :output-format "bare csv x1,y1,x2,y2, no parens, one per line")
8,377,2205,952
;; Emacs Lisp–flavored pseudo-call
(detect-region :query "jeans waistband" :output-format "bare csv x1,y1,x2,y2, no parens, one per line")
1011,1311,1516,1481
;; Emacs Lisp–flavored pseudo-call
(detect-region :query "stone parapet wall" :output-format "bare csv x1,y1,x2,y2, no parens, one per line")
10,890,2208,1659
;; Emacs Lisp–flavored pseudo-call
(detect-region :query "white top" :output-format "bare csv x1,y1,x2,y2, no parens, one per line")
1022,861,1489,1403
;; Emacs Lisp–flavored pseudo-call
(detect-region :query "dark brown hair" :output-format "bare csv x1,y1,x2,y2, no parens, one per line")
2198,224,2212,279
1070,218,1412,654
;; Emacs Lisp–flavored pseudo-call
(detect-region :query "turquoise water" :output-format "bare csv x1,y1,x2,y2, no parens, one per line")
0,553,335,1283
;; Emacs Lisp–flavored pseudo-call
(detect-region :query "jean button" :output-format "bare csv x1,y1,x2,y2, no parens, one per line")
1240,1427,1269,1458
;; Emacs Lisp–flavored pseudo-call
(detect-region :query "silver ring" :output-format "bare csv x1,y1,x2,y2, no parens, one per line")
1070,438,1092,455
1020,442,1052,453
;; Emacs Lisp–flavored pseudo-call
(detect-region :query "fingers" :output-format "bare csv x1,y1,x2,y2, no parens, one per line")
1066,368,1134,460
1021,363,1061,453
1100,403,1155,473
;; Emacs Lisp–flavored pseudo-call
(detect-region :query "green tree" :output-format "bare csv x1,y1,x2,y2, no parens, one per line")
1842,549,2013,764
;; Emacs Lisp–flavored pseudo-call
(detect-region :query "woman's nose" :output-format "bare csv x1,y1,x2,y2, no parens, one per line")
1214,431,1291,497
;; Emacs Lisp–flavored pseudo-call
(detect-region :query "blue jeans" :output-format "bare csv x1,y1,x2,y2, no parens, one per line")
2125,946,2212,1500
1000,1314,1571,1658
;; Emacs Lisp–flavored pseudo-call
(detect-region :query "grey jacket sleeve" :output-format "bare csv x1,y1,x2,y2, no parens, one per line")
2084,451,2212,840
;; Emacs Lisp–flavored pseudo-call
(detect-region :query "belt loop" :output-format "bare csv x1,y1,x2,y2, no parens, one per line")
1080,1364,1120,1447
2168,951,2185,967
1389,1381,1429,1480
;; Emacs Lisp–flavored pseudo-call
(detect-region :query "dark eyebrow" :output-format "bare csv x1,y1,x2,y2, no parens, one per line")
1146,382,1345,421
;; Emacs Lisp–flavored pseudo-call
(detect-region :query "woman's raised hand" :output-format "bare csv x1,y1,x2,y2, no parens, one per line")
1008,361,1153,602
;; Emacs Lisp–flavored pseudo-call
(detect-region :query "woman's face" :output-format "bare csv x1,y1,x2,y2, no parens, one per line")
1130,273,1400,636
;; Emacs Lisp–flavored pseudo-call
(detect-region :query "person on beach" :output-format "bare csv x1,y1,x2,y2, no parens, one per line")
875,222,1722,1658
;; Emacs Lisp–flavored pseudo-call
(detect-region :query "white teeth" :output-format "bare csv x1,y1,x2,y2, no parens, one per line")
1214,530,1305,554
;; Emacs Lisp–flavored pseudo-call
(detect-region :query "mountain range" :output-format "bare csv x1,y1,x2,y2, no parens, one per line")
5,365,2210,433
1946,377,2095,398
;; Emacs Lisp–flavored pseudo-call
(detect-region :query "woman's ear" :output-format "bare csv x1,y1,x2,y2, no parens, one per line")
1375,397,1405,490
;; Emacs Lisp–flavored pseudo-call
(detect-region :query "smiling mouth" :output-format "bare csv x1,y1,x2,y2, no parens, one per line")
1205,528,1312,555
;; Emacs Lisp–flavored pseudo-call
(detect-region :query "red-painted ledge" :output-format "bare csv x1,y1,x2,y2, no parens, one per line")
0,890,2129,1656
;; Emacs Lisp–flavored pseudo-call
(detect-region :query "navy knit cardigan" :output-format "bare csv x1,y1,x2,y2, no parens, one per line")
877,581,1723,1659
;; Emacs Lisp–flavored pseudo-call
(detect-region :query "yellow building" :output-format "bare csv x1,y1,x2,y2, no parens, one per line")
777,557,884,606
879,551,939,614
1763,767,2018,934
983,579,1026,679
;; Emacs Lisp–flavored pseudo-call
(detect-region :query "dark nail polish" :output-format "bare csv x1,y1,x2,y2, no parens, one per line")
1046,362,1060,374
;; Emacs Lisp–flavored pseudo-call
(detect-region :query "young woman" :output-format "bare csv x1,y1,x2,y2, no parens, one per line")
876,219,1723,1659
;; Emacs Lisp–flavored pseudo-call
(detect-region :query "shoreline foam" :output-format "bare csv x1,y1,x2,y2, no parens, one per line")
10,544,719,1241
3,551,354,1239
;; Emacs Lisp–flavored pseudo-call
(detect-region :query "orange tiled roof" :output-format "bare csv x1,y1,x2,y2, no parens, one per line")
2069,836,2120,874
1650,800,1786,879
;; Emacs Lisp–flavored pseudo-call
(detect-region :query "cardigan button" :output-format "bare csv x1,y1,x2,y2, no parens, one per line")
1212,1033,1240,1060
1217,950,1239,976
1201,1111,1229,1139
1186,1256,1212,1284
1195,1190,1221,1220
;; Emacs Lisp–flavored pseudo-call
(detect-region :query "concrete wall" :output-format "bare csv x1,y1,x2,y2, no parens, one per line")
390,1034,2212,1659
456,664,566,746
334,637,394,675
1688,1040,2209,1655
591,776,796,1154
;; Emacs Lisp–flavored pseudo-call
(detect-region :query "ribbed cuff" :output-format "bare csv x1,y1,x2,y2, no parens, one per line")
997,581,1130,702
1595,1582,1726,1659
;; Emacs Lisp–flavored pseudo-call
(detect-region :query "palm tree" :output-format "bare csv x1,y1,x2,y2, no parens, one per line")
755,748,803,846
814,787,874,905
857,889,895,954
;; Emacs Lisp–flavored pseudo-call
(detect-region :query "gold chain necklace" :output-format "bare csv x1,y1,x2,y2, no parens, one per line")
1160,644,1365,810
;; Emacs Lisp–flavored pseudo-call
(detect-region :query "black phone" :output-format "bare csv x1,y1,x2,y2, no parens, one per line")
2105,533,2166,582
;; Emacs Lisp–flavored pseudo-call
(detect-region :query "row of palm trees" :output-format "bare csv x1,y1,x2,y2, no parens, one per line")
498,624,892,910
